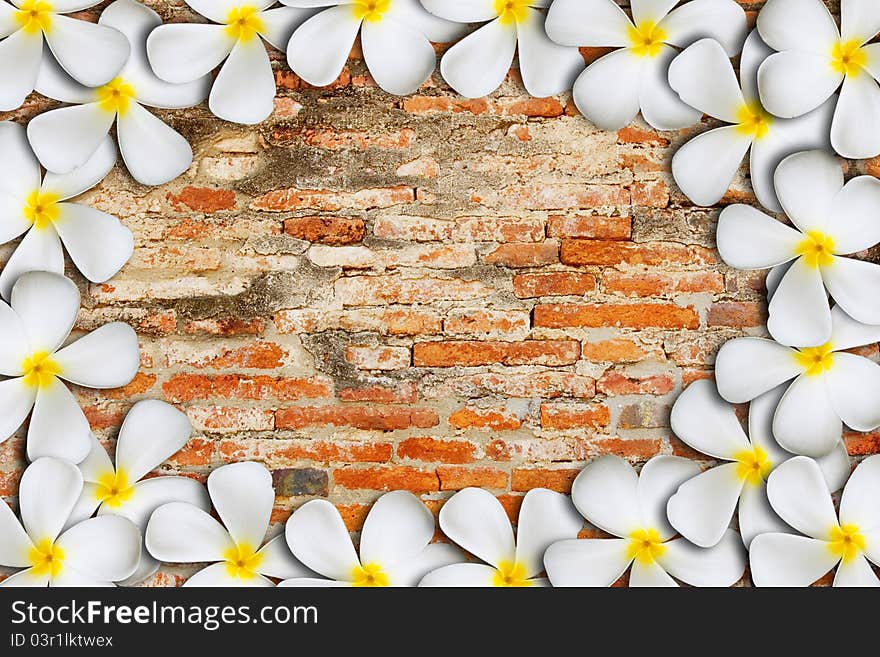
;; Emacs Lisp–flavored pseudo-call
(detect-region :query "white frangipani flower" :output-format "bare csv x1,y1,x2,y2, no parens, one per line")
147,1,314,125
419,487,582,587
27,0,210,185
0,121,132,300
716,150,880,348
669,31,833,210
0,457,140,587
757,0,880,159
716,306,880,459
0,0,130,111
281,491,463,587
0,272,139,464
545,0,746,130
544,456,747,587
751,455,880,587
146,462,310,587
420,0,584,99
668,379,850,549
68,401,209,585
285,0,463,96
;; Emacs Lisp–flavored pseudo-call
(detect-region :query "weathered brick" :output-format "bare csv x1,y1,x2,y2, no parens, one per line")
283,216,366,244
513,272,597,298
534,303,700,329
275,406,439,431
413,340,580,367
273,468,329,496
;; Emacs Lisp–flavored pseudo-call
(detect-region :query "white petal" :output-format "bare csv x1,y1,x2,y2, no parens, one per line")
439,18,517,99
671,126,752,207
741,30,772,103
758,50,842,119
0,379,35,444
747,384,792,467
34,51,95,104
0,121,40,195
11,265,79,350
825,353,880,433
833,554,880,587
284,499,360,581
27,102,115,175
668,38,744,122
715,204,802,269
418,0,497,23
117,553,160,587
438,487,515,568
570,455,641,538
0,500,34,568
659,0,747,56
286,5,361,88
254,535,312,580
359,490,434,569
639,45,702,131
544,538,631,587
572,49,643,131
544,0,632,47
107,476,209,531
671,379,751,460
186,0,264,23
77,434,113,483
385,543,465,587
821,258,880,327
656,530,746,586
210,37,275,125
44,15,129,88
840,0,880,43
27,378,91,463
146,24,234,84
773,373,841,457
385,0,464,42
0,29,42,111
830,73,880,160
117,102,193,186
756,0,839,54
767,456,840,538
259,6,316,50
54,322,139,389
20,457,82,543
67,482,102,529
145,502,234,563
57,515,139,583
0,568,49,587
738,481,790,548
637,455,701,540
828,305,880,352
667,464,744,548
816,441,851,493
715,337,800,403
417,562,497,587
826,176,880,254
629,558,677,587
116,400,192,482
630,0,678,25
839,455,880,530
0,1,18,38
208,461,272,550
765,262,790,301
184,562,273,587
767,257,832,348
0,297,28,374
750,533,838,586
516,8,583,98
360,17,436,96
775,150,842,233
54,202,134,285
514,488,582,578
1,227,65,304
42,137,116,202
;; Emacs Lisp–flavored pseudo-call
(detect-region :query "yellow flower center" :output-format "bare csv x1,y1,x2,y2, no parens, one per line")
95,77,136,116
795,229,836,268
225,5,265,42
736,102,773,140
828,524,866,563
351,562,390,587
222,543,264,580
733,445,772,486
626,528,666,564
94,469,134,508
28,538,65,579
494,0,530,25
492,560,532,587
22,189,60,230
21,351,62,389
628,21,666,58
14,0,53,35
794,342,835,377
831,40,867,77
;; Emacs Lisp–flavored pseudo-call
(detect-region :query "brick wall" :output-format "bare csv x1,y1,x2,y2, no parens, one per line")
2,0,874,585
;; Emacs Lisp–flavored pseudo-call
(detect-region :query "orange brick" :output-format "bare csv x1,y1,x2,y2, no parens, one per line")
448,407,522,431
593,437,662,460
443,309,530,336
512,468,581,493
513,272,597,298
484,241,559,267
163,374,333,402
602,271,725,297
283,216,366,244
397,437,478,464
540,403,610,430
561,240,714,267
333,466,439,492
345,345,411,370
547,215,631,239
168,186,236,213
581,338,648,363
413,340,580,367
534,303,699,329
338,381,418,404
707,302,767,328
437,466,508,490
275,406,438,431
597,371,675,396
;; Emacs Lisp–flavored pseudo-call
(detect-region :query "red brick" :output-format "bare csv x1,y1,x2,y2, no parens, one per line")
283,216,366,244
448,407,522,431
512,468,581,493
437,466,508,491
413,340,580,367
168,186,236,213
275,406,438,431
597,371,675,396
561,240,714,267
513,272,597,298
547,215,631,239
707,302,767,328
338,381,418,404
484,241,559,267
534,303,699,329
397,437,477,464
333,466,439,492
582,338,649,363
540,403,610,430
602,271,725,297
443,310,529,336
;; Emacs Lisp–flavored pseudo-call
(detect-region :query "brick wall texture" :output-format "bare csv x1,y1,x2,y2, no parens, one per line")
1,0,873,585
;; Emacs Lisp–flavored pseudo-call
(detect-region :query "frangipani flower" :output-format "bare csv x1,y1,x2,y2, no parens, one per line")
0,272,139,464
285,0,463,96
545,0,746,130
145,461,309,586
715,305,880,458
0,121,132,300
281,491,463,587
419,487,582,587
0,457,140,586
148,1,314,125
0,0,129,111
68,401,209,585
28,0,210,185
668,379,850,548
669,32,833,210
716,150,880,348
757,0,880,159
544,456,747,587
420,0,584,99
751,455,880,587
